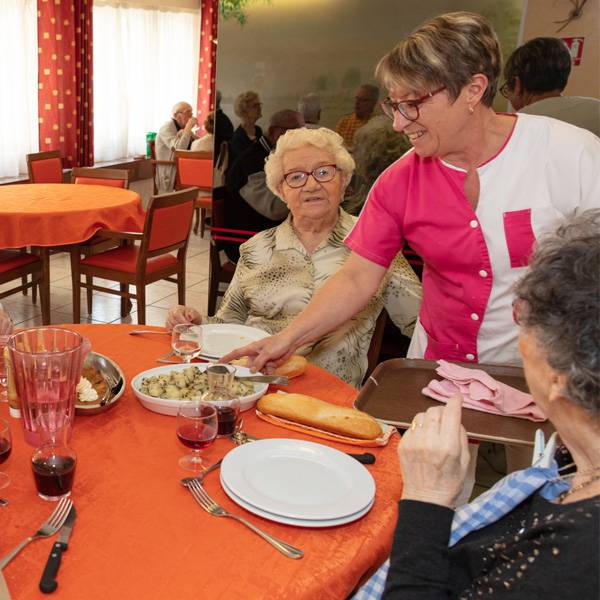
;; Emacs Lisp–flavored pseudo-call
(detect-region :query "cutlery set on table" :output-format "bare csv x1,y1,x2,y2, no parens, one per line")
0,497,75,597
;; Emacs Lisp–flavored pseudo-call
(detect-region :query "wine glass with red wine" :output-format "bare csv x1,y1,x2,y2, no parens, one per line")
0,419,12,490
176,401,218,471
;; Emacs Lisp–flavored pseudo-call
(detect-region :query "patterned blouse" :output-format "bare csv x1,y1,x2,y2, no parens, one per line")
206,209,422,387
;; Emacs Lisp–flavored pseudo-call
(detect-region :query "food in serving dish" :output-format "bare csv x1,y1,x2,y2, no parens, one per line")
257,393,383,440
75,352,125,415
131,364,269,416
231,354,307,379
139,366,254,400
77,366,109,403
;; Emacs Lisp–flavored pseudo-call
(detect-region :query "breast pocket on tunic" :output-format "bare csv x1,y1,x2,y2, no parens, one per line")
503,209,536,268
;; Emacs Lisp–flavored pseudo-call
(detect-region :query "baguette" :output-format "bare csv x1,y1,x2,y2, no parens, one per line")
257,392,382,440
232,354,307,379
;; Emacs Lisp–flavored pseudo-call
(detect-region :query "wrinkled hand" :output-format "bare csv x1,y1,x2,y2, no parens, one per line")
0,310,13,335
399,395,470,508
220,332,295,373
165,305,201,331
184,117,198,132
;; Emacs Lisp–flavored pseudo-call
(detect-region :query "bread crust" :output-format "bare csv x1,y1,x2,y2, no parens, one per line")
257,393,382,440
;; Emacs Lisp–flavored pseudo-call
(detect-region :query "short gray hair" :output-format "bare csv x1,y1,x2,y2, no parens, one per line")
171,101,192,116
297,93,321,123
264,127,355,197
234,91,260,118
376,11,501,106
514,210,600,417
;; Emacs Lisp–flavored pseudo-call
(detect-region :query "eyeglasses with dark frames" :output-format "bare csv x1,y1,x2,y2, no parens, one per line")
380,86,446,122
283,164,338,188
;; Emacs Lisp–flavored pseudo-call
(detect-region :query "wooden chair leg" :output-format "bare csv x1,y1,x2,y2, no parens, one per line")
21,276,28,296
200,208,206,238
177,270,186,306
86,276,93,314
120,284,130,317
32,281,38,304
70,249,81,324
136,282,146,325
207,274,218,317
193,206,200,236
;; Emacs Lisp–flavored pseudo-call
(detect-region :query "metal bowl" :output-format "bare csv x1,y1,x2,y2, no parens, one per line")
75,351,126,416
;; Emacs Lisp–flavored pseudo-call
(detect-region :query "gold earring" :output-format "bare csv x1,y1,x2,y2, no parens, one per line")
468,104,474,114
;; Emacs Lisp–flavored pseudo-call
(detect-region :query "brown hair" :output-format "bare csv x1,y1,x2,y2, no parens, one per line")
376,12,501,106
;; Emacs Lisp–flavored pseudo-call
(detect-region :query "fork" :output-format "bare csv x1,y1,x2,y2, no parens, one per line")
187,480,303,560
0,497,73,569
129,329,170,336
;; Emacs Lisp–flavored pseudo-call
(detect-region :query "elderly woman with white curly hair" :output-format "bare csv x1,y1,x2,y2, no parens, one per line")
166,127,422,386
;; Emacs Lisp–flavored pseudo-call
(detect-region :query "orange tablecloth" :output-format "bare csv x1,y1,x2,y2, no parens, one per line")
1,324,402,600
0,184,145,248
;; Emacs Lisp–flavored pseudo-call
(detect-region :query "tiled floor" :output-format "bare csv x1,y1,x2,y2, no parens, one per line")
0,226,211,329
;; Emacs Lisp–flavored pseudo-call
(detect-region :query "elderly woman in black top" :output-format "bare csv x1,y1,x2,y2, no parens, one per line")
384,210,600,599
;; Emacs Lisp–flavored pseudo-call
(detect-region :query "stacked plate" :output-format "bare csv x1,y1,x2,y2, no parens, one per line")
220,439,375,528
190,324,270,360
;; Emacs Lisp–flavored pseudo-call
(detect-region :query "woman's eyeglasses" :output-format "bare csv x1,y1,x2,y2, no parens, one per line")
283,164,338,188
499,80,513,99
380,86,446,122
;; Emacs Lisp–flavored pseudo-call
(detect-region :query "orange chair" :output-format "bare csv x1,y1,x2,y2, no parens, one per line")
70,188,197,325
71,167,130,188
0,250,50,324
71,167,132,314
174,150,213,238
26,150,63,183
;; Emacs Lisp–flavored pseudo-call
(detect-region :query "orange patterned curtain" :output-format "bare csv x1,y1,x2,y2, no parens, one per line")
196,0,218,130
37,0,93,168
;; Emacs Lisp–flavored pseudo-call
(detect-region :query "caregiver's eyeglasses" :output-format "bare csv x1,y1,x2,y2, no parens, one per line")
499,80,514,99
380,86,446,122
283,164,338,188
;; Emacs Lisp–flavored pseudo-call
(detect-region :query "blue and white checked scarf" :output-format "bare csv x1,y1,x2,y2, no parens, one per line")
351,433,570,600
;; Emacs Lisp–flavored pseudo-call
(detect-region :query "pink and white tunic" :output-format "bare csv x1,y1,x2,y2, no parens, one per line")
345,114,600,365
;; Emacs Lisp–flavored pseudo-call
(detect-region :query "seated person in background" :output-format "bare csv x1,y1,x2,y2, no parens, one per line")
501,37,600,137
223,109,304,262
190,111,214,153
335,84,379,149
229,91,263,165
214,90,234,158
167,128,422,387
154,101,198,194
342,116,411,216
298,93,321,129
382,210,600,598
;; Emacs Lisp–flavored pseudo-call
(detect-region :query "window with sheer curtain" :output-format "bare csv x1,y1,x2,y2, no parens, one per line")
93,2,200,162
0,0,38,178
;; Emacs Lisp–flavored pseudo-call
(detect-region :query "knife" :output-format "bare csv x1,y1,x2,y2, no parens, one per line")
39,505,76,594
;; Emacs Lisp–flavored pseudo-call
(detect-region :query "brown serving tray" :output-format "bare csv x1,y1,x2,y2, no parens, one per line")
354,358,554,446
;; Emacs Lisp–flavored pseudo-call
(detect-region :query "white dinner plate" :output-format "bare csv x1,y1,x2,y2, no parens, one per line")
220,474,374,528
220,439,375,520
130,363,268,415
193,324,270,359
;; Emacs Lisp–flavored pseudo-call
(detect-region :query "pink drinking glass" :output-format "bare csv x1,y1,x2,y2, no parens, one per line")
8,328,91,446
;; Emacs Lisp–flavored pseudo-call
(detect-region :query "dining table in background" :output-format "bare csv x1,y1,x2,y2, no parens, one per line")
0,324,402,600
0,184,146,319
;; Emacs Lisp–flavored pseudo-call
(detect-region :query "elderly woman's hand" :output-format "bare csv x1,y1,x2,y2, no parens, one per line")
165,305,201,331
399,395,470,508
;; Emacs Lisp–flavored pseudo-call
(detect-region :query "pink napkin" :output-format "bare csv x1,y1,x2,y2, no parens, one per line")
422,360,547,422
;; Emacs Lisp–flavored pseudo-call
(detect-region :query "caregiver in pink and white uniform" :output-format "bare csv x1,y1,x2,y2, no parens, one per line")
223,12,600,377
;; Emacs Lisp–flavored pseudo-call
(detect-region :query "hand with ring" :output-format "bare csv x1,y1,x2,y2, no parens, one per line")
399,394,470,508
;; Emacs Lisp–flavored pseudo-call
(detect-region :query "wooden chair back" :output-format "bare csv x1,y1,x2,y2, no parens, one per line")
174,150,213,192
26,150,63,183
71,167,130,188
150,139,175,195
